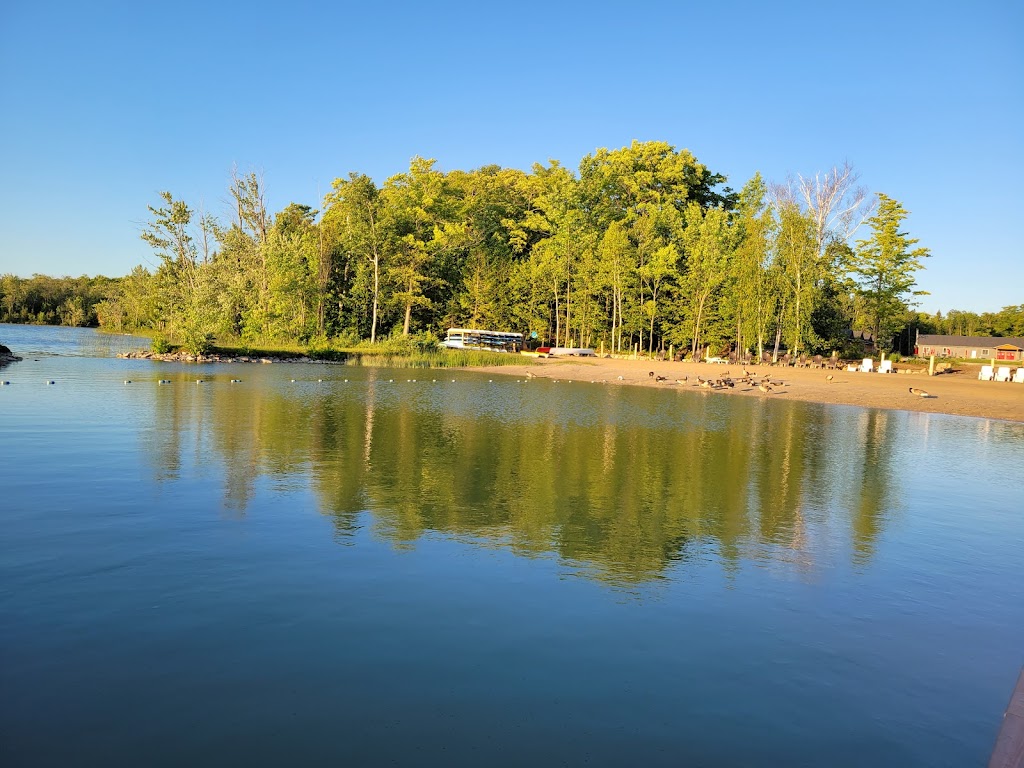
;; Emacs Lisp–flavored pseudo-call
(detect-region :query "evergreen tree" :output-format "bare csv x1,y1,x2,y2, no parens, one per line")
850,194,930,348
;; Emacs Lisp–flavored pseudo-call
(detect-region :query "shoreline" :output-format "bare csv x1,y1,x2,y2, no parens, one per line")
472,357,1024,424
109,346,1024,423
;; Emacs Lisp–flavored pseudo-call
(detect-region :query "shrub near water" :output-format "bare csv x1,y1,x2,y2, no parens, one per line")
151,336,172,354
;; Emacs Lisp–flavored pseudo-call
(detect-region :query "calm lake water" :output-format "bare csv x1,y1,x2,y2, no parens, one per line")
1,323,1022,767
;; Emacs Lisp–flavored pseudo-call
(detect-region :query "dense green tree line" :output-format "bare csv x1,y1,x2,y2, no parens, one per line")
0,273,118,326
911,305,1024,338
6,142,959,356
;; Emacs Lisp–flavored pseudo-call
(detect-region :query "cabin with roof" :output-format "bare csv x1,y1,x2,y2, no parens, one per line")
914,334,1024,362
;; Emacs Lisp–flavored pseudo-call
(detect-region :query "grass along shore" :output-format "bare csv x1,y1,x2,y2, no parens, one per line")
121,333,533,369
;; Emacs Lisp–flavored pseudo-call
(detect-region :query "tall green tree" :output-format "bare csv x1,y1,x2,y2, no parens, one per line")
597,220,633,353
141,191,216,352
850,194,930,347
679,204,731,358
322,174,386,342
730,173,778,359
381,157,452,336
772,201,818,358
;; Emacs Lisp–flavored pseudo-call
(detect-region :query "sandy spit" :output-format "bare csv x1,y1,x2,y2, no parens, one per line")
472,357,1024,423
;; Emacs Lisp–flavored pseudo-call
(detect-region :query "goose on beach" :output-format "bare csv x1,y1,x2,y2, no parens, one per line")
909,387,932,398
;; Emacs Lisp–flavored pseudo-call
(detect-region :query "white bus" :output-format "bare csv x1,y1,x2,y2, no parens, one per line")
441,328,524,353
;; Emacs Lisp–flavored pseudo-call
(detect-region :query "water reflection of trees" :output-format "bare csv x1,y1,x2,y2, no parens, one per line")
145,377,905,584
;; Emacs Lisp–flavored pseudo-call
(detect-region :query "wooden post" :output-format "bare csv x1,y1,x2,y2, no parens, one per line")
928,355,934,376
669,344,674,361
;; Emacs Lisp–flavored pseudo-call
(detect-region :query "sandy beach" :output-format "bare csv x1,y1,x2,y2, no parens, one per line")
475,357,1024,423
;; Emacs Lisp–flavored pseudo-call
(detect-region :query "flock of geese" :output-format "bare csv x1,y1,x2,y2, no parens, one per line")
525,367,935,398
644,368,788,394
636,369,931,398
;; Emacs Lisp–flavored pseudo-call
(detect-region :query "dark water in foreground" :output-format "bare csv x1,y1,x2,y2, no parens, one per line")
1,325,1022,767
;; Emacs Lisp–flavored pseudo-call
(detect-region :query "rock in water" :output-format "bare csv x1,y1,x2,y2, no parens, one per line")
0,343,24,367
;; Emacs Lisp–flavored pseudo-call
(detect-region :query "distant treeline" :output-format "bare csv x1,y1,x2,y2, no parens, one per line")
915,305,1024,338
2,141,1016,355
0,274,118,327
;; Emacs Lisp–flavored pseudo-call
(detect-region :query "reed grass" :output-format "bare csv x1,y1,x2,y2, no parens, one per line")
344,349,529,368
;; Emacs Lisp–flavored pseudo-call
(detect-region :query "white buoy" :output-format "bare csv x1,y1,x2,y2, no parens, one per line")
451,379,455,383
412,379,416,382
318,379,323,383
124,380,131,384
196,379,203,384
291,379,296,383
432,379,437,383
46,380,55,385
389,379,394,383
230,379,241,383
2,381,10,385
489,379,493,383
344,379,348,383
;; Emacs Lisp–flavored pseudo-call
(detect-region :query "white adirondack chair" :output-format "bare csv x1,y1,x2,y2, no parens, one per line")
1013,368,1024,384
878,360,893,374
994,366,1011,382
860,358,874,373
978,365,994,381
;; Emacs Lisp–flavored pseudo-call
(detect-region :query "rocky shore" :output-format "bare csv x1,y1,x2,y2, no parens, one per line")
117,349,333,364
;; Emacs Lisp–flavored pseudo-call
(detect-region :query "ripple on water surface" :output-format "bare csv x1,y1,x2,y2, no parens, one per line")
0,326,1022,767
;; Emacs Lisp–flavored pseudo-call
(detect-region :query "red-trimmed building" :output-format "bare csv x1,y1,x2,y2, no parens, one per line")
914,334,1024,362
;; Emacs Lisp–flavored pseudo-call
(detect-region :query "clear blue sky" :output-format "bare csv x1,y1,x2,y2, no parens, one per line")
0,0,1020,314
